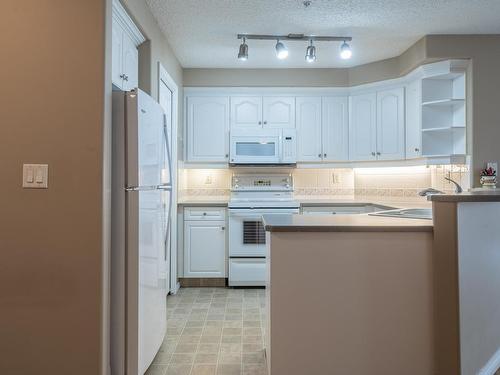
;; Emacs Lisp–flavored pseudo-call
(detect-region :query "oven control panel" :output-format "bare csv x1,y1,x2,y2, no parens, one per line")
231,174,293,191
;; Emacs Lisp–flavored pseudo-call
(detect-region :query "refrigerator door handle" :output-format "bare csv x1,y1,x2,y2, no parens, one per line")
157,184,172,191
163,114,173,186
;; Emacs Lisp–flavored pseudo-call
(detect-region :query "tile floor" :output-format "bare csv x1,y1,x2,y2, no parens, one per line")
146,287,268,375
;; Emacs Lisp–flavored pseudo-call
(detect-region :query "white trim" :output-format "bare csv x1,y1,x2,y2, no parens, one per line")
112,0,145,46
158,62,180,295
477,346,500,375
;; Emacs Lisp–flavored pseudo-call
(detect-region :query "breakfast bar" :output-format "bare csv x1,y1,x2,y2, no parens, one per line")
263,213,434,375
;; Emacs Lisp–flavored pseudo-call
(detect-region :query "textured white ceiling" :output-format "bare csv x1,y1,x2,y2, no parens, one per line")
145,0,500,68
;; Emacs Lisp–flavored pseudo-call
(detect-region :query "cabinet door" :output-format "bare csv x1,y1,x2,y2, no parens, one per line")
263,97,295,128
322,97,349,161
122,31,139,90
296,97,322,162
230,97,262,129
111,18,124,89
187,96,229,162
184,221,226,277
376,88,405,160
349,93,377,161
405,80,422,159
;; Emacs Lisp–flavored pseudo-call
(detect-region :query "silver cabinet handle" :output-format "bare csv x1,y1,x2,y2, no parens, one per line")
371,152,376,156
376,152,381,156
119,74,125,79
203,212,207,216
414,148,420,152
221,226,225,231
123,75,129,82
324,153,327,158
258,121,262,125
263,121,267,125
225,154,229,158
318,153,322,158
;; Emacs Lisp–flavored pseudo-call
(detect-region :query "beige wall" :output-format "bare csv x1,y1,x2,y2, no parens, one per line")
0,1,106,374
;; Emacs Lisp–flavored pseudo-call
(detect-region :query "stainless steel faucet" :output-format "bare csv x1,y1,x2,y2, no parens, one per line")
418,187,444,197
444,176,463,193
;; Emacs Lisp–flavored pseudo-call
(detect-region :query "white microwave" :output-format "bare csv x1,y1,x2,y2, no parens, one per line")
229,129,297,165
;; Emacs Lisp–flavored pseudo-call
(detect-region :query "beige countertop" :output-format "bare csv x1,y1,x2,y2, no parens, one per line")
428,190,500,202
178,196,431,209
263,213,433,232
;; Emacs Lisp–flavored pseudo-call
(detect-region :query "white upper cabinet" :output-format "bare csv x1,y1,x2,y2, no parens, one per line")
230,97,262,129
296,97,322,161
121,32,139,90
349,93,377,161
376,88,405,160
322,97,349,161
230,96,295,130
406,80,422,159
263,97,295,128
111,0,144,91
111,17,124,87
186,96,229,162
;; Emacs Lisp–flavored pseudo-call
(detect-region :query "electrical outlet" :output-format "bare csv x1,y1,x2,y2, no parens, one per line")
331,172,341,184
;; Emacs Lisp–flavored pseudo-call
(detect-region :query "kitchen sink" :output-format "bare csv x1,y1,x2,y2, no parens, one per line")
369,208,432,220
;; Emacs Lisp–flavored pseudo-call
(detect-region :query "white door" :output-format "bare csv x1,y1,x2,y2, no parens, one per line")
405,80,422,159
230,96,262,129
184,221,226,277
349,93,377,161
322,97,349,161
122,32,138,90
263,97,295,128
187,96,229,162
111,18,124,89
296,97,322,162
376,88,405,160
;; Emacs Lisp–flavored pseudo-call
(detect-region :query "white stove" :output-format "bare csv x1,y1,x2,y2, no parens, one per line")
228,174,299,286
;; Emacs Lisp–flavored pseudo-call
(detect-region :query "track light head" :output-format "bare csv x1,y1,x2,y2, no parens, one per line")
305,40,316,63
238,38,248,61
340,41,352,59
275,40,289,59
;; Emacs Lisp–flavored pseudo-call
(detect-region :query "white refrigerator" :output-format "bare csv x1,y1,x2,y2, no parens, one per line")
111,89,172,375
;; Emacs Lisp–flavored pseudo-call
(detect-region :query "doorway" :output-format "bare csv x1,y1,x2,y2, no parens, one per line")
158,62,179,295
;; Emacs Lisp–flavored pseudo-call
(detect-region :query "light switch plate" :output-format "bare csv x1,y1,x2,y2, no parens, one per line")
23,164,48,188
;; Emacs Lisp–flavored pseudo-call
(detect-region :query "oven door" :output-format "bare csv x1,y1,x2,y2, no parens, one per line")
228,208,298,257
229,134,281,164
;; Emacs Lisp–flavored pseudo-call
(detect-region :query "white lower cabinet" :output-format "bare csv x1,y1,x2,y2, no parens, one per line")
184,210,226,277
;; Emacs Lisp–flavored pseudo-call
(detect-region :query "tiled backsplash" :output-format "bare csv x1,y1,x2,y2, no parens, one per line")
179,165,470,201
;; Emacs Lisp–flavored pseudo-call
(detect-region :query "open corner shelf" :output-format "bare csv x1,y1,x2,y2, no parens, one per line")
422,98,465,107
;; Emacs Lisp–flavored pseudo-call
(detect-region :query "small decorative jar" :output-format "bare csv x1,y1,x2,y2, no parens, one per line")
480,167,497,189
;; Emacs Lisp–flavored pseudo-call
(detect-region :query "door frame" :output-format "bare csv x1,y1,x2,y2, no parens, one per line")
158,62,179,294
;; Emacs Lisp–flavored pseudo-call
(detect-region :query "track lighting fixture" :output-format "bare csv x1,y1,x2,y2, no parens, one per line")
238,37,248,61
305,40,316,62
236,34,352,62
275,40,289,59
340,41,352,59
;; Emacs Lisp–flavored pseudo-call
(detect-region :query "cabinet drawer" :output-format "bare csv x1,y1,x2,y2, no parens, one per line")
184,207,226,221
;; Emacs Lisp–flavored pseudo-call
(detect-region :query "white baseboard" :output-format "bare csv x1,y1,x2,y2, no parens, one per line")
478,347,500,375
